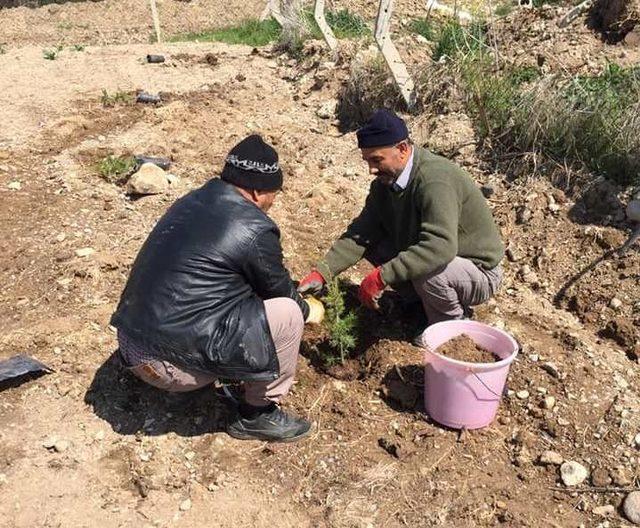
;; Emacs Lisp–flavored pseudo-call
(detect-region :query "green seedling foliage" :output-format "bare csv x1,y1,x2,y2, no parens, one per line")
97,155,136,185
322,280,358,365
171,18,281,47
73,44,85,52
0,43,6,55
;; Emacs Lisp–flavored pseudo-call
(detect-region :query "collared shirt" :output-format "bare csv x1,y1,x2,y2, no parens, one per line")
392,147,415,192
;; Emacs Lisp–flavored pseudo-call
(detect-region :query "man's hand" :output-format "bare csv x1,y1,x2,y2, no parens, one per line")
298,270,326,296
358,267,385,310
304,297,325,324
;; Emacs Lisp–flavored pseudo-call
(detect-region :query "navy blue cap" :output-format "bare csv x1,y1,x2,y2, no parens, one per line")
356,109,409,148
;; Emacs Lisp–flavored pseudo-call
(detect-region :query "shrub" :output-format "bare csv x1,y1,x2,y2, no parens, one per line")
325,9,369,39
410,17,436,41
432,19,486,62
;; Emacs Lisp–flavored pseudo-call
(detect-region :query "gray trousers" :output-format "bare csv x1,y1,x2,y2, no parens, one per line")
366,244,502,324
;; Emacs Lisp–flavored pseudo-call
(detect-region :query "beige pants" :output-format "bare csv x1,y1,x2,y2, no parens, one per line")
122,297,304,406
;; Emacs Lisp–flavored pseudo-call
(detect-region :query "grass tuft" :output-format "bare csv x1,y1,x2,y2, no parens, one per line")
171,18,281,47
97,155,137,185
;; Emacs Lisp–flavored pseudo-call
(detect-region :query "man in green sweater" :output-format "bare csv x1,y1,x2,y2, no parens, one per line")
299,109,504,326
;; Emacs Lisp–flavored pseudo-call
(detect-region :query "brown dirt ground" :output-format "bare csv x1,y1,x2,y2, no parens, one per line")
1,2,639,528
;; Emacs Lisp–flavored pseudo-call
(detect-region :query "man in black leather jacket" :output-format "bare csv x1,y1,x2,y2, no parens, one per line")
110,135,323,442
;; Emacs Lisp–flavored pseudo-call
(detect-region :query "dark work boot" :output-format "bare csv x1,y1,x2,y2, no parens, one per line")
226,403,312,442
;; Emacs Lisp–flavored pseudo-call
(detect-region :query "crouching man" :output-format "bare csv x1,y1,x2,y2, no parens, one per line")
110,135,323,442
299,109,504,330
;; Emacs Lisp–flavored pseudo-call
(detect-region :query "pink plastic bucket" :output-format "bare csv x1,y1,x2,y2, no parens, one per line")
418,320,519,430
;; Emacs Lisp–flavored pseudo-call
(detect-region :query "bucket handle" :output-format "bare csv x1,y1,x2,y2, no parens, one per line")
467,368,507,398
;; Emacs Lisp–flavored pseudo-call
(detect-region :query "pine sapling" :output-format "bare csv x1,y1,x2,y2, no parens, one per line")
323,279,358,364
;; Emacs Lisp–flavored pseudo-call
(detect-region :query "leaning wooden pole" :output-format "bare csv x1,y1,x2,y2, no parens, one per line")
374,0,416,110
314,0,338,51
149,0,162,43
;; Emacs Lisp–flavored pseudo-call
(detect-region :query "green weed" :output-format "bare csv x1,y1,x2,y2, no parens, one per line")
432,19,486,62
325,9,369,39
72,44,85,52
0,43,6,55
97,155,137,184
100,89,132,107
410,17,436,41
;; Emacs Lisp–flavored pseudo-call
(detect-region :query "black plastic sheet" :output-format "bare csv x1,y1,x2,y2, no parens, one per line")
0,355,53,387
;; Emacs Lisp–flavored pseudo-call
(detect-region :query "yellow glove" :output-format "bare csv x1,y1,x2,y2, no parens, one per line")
304,297,325,324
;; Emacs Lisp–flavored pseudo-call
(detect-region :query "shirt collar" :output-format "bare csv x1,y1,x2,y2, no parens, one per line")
392,147,414,192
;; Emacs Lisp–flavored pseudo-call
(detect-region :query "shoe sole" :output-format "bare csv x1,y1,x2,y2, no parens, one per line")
226,426,313,443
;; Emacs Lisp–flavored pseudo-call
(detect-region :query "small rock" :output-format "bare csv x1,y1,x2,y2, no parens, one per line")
593,504,615,517
316,100,338,120
612,467,633,486
541,362,561,379
516,390,530,400
7,181,21,190
610,297,623,310
126,163,169,195
560,461,589,486
54,440,69,453
548,203,560,213
625,491,640,524
179,498,192,511
542,395,556,410
94,430,105,441
415,35,429,44
42,437,57,449
184,451,196,461
539,450,563,466
516,206,532,225
75,247,95,258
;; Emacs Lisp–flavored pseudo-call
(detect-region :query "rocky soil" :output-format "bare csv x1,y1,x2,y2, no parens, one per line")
0,1,639,527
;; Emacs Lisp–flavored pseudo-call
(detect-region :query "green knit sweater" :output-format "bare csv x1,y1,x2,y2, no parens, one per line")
317,147,504,286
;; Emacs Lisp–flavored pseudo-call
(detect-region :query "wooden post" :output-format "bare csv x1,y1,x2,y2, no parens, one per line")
375,0,416,110
149,0,162,44
314,0,338,51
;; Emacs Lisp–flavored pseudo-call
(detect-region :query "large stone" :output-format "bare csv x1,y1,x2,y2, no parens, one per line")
316,100,338,120
624,491,640,524
126,163,169,195
560,461,589,486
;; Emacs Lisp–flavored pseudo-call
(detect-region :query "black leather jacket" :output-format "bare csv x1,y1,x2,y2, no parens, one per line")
110,178,309,382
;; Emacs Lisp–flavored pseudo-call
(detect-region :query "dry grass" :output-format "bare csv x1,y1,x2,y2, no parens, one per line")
336,51,406,130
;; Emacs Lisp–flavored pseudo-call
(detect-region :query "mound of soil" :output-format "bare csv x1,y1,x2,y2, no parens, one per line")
435,334,499,363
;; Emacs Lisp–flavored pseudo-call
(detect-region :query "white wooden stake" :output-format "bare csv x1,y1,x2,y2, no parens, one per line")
375,0,416,109
314,0,338,51
149,0,162,44
261,0,286,25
